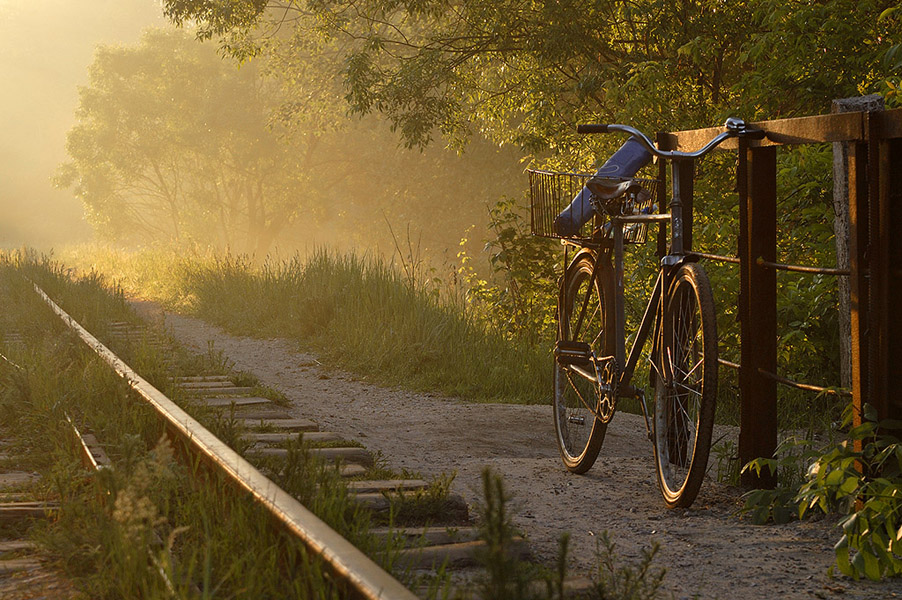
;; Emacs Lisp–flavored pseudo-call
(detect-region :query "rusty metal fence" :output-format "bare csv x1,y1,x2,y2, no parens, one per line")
654,107,902,488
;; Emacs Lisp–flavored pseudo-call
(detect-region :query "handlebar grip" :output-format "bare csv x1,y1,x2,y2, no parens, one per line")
576,124,610,134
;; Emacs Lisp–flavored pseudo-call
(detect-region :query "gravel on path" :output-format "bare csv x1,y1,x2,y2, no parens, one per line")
136,301,902,600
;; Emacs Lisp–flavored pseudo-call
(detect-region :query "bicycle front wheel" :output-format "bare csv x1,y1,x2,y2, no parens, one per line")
653,262,717,507
553,252,615,473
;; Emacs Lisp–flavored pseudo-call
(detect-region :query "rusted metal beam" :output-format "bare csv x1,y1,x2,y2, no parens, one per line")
738,142,778,489
867,113,889,420
849,138,870,430
884,134,902,418
32,283,418,600
660,108,902,152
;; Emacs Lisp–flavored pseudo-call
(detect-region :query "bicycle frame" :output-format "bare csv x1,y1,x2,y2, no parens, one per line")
612,155,694,393
563,155,698,437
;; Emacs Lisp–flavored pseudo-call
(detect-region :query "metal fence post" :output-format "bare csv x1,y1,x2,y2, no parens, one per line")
848,129,871,428
882,126,902,419
867,111,902,421
738,141,778,489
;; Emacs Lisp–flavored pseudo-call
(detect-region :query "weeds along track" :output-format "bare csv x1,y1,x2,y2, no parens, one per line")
3,276,539,599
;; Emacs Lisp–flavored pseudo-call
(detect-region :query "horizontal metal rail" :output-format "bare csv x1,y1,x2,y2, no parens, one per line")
717,357,741,370
757,368,851,397
718,356,849,396
33,282,417,600
756,257,849,276
694,252,741,265
694,252,847,275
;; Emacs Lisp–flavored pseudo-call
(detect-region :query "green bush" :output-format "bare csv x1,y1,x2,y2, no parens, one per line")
743,402,902,581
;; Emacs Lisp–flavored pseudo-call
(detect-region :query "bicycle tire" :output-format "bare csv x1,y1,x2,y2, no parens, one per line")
652,262,717,507
553,252,616,473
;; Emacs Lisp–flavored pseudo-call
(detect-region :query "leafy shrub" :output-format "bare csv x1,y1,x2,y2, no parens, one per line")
743,402,902,580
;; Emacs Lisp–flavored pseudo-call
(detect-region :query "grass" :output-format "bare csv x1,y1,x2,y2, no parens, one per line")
61,244,550,404
58,240,844,433
0,251,406,598
3,248,682,599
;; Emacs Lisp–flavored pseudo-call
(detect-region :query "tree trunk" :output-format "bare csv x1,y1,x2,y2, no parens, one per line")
831,95,883,390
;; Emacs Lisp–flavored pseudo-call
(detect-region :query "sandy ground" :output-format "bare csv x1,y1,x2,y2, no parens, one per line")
137,302,902,600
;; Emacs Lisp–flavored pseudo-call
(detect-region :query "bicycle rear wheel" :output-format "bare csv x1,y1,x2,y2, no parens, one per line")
553,252,615,473
652,262,717,507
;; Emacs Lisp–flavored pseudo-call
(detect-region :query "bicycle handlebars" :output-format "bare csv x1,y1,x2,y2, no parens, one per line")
576,117,765,160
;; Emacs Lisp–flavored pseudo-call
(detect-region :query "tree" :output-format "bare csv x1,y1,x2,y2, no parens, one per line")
162,0,900,155
57,26,524,259
55,28,317,254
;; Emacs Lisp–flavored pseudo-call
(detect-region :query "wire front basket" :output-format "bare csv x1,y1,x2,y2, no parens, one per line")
528,169,661,245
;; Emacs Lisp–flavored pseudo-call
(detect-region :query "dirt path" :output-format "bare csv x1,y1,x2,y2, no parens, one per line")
139,302,900,600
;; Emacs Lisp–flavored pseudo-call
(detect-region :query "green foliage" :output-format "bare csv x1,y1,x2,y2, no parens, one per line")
590,532,669,600
54,28,307,254
154,3,896,431
56,27,524,260
798,404,902,580
741,436,820,525
466,197,561,343
164,0,900,152
743,403,902,581
475,468,540,599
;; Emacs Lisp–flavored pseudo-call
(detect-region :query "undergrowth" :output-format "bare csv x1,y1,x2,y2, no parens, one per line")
474,468,671,600
743,402,902,581
10,248,676,597
61,244,549,404
0,251,398,597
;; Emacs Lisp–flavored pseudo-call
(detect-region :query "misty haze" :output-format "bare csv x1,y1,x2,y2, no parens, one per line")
0,0,899,598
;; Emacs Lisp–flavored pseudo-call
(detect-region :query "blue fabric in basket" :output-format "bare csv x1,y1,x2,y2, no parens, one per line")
553,138,652,237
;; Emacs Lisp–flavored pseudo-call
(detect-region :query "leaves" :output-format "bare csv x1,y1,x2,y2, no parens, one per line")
744,403,902,580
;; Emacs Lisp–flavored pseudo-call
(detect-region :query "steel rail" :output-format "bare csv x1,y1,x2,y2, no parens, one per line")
755,257,850,276
756,367,852,397
693,252,741,265
717,357,741,370
33,282,417,600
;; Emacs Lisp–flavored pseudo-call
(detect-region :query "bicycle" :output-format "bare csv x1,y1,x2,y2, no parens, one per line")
528,118,764,508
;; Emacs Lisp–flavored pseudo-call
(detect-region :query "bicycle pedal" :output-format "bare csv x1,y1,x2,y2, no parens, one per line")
554,341,593,366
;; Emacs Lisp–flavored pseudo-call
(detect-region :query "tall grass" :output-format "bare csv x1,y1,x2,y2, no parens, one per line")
2,250,674,599
62,244,550,403
0,252,393,598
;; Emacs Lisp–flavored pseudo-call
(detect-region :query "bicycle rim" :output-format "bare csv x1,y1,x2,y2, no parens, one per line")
653,263,717,507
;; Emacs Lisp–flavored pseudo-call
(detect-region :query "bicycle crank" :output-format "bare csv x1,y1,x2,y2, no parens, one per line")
594,357,620,423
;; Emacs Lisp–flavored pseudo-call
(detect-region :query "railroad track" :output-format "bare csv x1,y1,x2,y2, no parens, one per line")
0,332,75,599
15,283,538,598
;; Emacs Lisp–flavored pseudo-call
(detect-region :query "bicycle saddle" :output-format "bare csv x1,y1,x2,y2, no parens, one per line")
586,177,641,201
